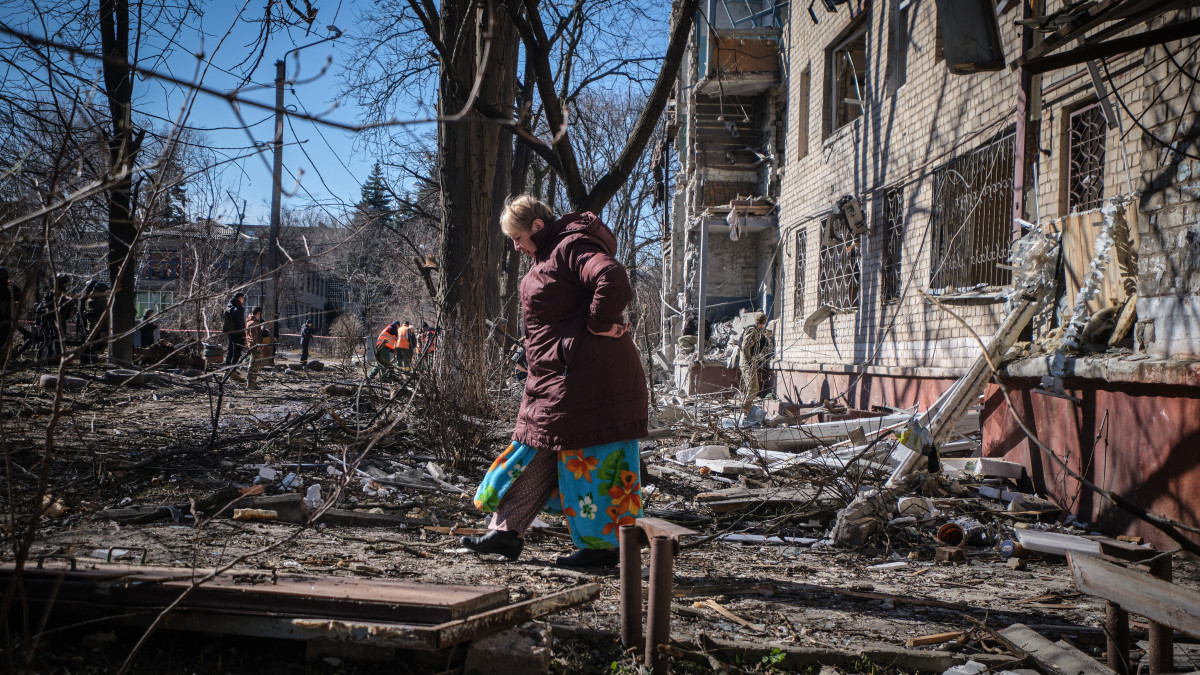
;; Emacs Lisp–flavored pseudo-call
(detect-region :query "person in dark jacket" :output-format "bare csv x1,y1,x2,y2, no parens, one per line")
139,309,158,348
463,195,648,568
299,319,314,365
223,292,246,367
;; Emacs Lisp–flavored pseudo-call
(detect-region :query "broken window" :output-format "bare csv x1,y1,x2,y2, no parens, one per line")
888,0,910,94
881,187,904,302
793,229,807,320
930,131,1015,290
1068,103,1106,213
818,216,860,310
797,67,811,159
826,19,867,136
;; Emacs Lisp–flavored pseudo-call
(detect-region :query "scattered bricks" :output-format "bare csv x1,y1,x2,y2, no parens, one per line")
462,623,551,675
936,546,966,564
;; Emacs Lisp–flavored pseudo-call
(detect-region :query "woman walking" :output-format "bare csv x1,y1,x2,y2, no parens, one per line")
463,195,648,567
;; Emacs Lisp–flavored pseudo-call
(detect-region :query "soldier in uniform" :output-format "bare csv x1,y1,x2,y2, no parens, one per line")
78,279,110,364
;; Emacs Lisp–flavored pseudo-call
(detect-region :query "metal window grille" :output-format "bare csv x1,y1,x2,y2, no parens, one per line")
819,216,861,309
881,187,904,301
793,229,807,320
930,132,1015,290
1068,103,1106,212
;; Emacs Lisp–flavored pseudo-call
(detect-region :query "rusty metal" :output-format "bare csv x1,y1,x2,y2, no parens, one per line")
619,524,643,652
645,535,674,675
1148,556,1173,673
1106,601,1130,674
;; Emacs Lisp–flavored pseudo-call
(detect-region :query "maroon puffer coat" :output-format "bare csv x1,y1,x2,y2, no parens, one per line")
511,211,648,451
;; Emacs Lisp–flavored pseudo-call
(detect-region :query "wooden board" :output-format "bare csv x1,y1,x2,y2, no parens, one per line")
1055,208,1139,316
1068,552,1200,639
8,563,508,623
696,486,840,513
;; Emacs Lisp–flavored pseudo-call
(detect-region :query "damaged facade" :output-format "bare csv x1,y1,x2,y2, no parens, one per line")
662,0,1200,548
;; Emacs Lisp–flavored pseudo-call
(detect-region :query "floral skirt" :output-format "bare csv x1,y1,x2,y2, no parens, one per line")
473,439,642,550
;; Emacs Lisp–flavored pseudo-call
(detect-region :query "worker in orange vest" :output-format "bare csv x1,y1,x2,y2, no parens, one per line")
368,321,401,381
418,322,439,357
396,320,415,370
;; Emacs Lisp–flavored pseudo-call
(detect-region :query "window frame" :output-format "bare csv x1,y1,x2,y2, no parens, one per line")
881,186,905,303
793,228,808,321
824,16,869,138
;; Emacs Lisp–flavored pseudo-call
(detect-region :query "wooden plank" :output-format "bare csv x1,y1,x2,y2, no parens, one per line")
435,583,602,648
1000,622,1116,675
1069,552,1200,640
6,563,509,623
905,631,964,648
637,517,698,541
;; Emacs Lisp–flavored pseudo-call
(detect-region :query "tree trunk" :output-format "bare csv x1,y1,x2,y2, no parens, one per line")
99,0,139,366
485,17,520,322
436,0,512,404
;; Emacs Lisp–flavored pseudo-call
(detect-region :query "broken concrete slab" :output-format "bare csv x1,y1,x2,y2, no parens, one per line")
463,623,551,675
675,445,730,462
942,457,1023,480
1000,623,1116,675
695,458,764,476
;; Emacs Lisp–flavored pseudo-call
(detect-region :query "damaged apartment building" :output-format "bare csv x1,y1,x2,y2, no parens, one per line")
663,0,1200,548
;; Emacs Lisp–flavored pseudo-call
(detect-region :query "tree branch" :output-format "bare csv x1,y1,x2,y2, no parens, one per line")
582,0,698,213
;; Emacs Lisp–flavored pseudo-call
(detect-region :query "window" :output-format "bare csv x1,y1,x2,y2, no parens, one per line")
793,229,807,320
888,1,910,94
930,132,1016,290
136,290,173,318
881,187,904,302
818,216,861,310
143,250,180,280
826,19,868,136
797,67,811,159
1068,103,1106,212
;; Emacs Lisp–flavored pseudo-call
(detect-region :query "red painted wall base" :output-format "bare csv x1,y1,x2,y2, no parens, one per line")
982,379,1200,552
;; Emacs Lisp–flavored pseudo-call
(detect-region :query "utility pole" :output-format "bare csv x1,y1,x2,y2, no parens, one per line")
265,59,285,330
264,26,342,334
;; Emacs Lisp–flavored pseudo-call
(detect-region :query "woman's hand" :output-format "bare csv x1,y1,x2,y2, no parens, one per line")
589,322,631,338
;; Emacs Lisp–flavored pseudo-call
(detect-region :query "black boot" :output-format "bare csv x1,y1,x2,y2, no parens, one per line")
556,547,619,568
460,529,523,560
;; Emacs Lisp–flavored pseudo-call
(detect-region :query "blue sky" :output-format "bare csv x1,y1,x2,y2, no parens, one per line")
152,1,410,225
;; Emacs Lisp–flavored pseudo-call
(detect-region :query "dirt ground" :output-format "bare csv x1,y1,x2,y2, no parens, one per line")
3,349,1199,674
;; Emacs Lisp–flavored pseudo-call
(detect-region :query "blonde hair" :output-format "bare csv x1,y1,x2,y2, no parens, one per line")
500,194,554,236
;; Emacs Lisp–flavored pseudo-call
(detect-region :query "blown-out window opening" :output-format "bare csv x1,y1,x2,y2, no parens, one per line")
793,229,807,321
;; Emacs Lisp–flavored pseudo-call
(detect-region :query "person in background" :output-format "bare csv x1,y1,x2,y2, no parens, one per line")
244,306,265,390
395,320,415,370
78,280,109,364
36,275,74,363
300,318,314,365
223,292,246,367
139,309,158,348
739,312,773,413
462,195,647,568
368,321,401,381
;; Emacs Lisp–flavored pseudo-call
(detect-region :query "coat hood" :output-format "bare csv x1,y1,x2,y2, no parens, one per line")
531,211,618,260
